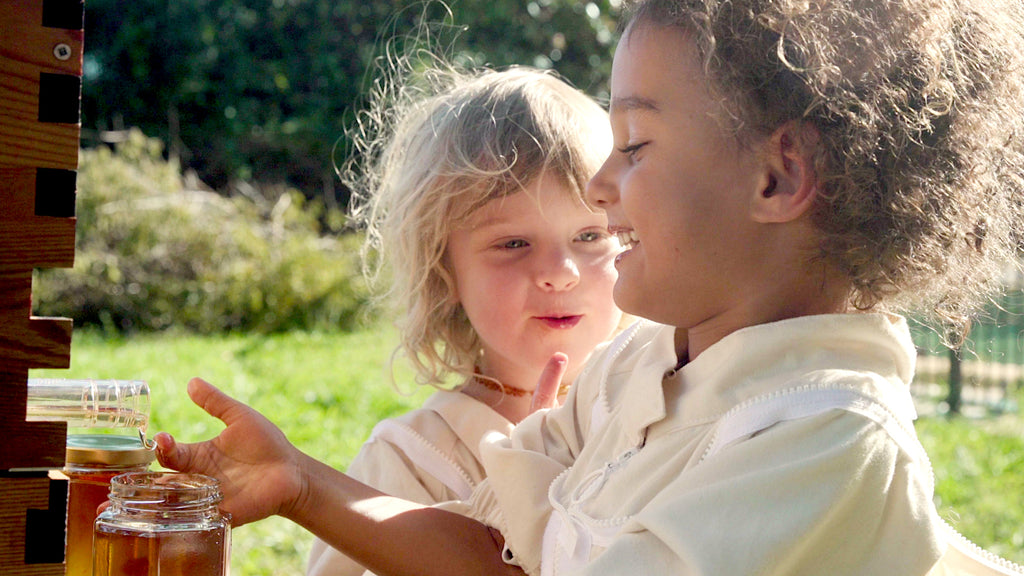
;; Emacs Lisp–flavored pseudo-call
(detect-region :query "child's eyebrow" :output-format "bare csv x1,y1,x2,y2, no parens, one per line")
469,216,509,230
609,95,661,114
466,211,519,231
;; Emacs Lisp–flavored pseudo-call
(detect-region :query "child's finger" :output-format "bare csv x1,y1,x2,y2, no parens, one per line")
154,431,190,471
187,377,253,426
531,353,568,412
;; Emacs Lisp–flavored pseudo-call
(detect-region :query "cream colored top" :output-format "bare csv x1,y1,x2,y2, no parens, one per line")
446,314,959,576
307,390,514,576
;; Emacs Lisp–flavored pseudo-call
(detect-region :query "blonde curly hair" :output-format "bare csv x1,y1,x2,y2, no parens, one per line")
343,54,611,387
625,0,1024,339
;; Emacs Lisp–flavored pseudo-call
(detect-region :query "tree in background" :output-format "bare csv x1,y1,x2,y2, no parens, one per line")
34,129,370,333
81,0,621,206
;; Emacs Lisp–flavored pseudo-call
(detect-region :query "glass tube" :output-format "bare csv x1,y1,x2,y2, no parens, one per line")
25,379,150,429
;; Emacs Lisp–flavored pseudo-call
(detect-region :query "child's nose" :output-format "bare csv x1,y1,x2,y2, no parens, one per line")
585,156,617,206
536,250,581,292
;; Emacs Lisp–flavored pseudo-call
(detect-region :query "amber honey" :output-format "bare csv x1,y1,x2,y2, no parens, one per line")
92,472,231,576
65,435,154,576
66,469,121,576
93,524,230,576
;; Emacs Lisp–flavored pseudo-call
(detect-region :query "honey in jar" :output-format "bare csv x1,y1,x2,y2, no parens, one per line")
93,472,231,576
64,434,154,576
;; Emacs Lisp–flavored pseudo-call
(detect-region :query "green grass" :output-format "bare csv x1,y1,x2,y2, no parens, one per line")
32,325,1024,573
916,415,1024,562
32,324,433,576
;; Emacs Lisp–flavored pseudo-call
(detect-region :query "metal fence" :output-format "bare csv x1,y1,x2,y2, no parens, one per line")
911,268,1024,415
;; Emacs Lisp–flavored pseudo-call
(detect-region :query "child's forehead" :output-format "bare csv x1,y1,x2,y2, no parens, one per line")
615,24,704,80
457,178,588,228
608,25,719,122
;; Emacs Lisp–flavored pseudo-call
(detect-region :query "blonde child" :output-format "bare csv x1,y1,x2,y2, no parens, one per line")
156,0,1024,574
305,61,623,575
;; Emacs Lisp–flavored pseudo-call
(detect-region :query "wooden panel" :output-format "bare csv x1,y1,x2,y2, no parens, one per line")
0,168,77,269
0,369,66,470
0,167,38,215
0,164,79,221
0,272,73,369
0,0,83,170
1,0,84,572
0,474,67,575
0,420,67,471
0,315,73,370
0,220,76,270
0,271,32,314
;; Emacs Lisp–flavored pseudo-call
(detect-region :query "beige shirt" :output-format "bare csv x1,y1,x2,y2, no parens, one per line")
448,314,951,576
307,390,514,576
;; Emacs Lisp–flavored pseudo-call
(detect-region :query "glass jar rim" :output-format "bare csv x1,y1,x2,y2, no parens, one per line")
109,472,222,510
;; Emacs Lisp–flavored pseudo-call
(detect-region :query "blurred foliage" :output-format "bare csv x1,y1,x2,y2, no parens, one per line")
52,0,622,334
81,0,622,203
33,130,371,333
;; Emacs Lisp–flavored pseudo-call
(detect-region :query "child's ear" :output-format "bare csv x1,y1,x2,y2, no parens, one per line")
751,122,819,224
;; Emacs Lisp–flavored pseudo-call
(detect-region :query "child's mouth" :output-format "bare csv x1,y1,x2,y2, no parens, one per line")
537,315,582,329
616,229,639,250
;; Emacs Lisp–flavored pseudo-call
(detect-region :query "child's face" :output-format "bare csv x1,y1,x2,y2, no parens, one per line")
587,23,768,333
447,173,622,387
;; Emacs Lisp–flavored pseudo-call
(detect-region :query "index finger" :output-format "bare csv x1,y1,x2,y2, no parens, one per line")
530,353,568,412
187,378,254,426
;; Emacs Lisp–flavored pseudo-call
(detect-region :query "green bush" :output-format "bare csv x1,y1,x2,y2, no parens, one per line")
33,130,371,333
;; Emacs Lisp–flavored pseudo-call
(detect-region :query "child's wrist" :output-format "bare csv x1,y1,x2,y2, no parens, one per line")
280,450,319,522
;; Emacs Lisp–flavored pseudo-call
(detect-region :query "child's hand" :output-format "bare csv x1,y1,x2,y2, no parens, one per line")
154,378,305,527
530,353,568,412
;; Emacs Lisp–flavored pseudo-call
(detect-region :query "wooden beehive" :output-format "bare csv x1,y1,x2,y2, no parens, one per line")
1,0,83,573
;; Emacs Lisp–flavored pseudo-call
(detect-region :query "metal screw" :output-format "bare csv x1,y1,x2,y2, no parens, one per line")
53,43,72,61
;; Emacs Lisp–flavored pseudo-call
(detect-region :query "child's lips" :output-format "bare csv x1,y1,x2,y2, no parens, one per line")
536,315,583,329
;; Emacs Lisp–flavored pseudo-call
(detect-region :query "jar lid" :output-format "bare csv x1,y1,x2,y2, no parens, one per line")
66,434,156,466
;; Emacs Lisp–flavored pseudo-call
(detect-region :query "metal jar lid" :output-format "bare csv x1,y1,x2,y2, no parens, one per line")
65,434,156,467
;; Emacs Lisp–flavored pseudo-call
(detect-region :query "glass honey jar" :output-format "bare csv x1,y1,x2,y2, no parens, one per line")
64,434,155,576
93,472,231,576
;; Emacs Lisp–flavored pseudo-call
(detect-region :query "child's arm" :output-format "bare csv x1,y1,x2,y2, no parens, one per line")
306,353,570,576
155,378,524,576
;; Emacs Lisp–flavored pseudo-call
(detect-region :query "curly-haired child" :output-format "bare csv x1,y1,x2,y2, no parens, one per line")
157,0,1024,574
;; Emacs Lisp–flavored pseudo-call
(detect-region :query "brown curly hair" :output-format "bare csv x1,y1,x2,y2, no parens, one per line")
624,0,1024,338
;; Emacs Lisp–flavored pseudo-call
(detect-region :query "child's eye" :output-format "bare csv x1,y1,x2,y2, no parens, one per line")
617,141,648,160
576,230,605,243
499,239,528,249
